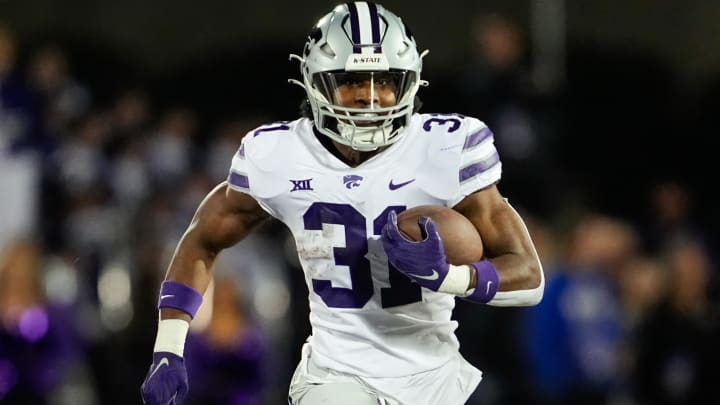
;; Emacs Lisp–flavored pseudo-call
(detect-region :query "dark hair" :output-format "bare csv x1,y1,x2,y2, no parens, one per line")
299,98,313,118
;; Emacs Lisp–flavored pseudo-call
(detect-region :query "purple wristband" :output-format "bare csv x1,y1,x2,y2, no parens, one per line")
158,281,203,318
464,260,500,304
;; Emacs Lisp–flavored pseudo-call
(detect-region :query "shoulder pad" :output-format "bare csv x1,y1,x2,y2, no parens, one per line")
414,113,489,157
242,120,298,173
412,114,492,200
416,113,486,135
232,120,300,199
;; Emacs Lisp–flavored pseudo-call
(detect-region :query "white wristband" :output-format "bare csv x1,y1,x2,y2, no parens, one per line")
438,264,472,296
153,318,190,357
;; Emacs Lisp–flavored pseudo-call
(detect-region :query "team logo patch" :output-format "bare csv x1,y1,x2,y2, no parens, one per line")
343,174,364,189
290,178,314,192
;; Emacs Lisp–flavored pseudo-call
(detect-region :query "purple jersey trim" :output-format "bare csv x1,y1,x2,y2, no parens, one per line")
463,127,493,151
459,152,500,183
228,172,250,189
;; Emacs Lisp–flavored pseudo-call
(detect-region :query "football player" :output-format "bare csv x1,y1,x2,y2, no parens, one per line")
141,2,544,404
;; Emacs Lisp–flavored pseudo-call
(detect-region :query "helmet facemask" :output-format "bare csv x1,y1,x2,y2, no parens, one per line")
309,70,418,151
291,2,427,151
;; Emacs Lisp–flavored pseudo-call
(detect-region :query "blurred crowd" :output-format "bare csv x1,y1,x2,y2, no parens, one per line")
1,11,719,405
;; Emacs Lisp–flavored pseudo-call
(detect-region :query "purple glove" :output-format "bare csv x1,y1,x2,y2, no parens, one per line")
141,352,188,405
381,211,450,291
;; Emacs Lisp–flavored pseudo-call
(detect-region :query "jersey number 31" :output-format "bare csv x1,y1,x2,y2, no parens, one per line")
304,202,421,309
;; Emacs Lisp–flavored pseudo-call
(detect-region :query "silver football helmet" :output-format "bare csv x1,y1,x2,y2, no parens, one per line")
290,2,428,151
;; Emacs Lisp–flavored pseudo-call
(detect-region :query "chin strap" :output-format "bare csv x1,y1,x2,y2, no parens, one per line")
337,121,398,151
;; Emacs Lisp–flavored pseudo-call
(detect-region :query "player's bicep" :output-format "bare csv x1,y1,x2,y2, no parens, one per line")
453,185,521,256
190,182,268,254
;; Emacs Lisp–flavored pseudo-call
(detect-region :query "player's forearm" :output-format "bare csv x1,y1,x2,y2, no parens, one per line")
159,230,219,321
165,235,217,293
483,202,543,291
485,253,542,292
461,212,544,306
469,247,543,307
466,244,544,306
459,253,543,306
485,258,544,307
160,258,212,322
153,231,217,356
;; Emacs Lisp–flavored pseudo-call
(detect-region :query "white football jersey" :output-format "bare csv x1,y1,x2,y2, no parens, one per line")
227,113,501,378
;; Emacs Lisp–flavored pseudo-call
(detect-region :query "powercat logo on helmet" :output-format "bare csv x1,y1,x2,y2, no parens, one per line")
345,53,389,71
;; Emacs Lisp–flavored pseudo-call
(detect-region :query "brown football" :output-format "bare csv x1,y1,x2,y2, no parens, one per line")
396,205,484,265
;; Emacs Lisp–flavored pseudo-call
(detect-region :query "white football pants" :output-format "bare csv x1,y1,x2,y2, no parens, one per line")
288,343,481,405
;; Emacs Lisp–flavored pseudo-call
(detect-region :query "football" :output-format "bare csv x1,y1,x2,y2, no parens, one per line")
396,205,484,265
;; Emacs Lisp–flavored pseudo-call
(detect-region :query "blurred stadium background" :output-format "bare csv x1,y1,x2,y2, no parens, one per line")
1,1,719,404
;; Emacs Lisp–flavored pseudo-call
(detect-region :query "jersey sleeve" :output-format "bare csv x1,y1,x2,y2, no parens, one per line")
226,122,290,194
452,118,502,205
227,139,251,194
226,122,294,217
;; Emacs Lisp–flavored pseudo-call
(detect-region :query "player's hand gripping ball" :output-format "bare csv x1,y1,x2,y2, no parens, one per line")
381,206,483,292
395,205,483,264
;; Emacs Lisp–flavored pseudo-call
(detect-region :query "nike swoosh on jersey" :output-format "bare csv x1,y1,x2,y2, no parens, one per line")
407,269,440,281
388,179,416,190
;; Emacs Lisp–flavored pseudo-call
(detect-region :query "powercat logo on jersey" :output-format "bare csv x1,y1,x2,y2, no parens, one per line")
290,178,314,192
343,174,363,189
